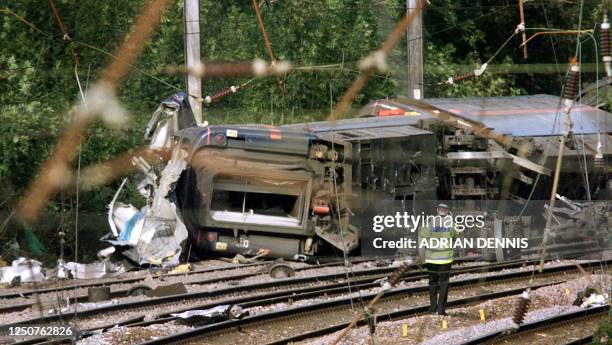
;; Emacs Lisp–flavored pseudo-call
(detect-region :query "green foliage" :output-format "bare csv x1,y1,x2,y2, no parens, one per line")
593,313,611,345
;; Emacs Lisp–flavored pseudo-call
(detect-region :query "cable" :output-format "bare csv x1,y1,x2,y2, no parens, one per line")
73,63,85,321
434,31,517,85
517,29,604,217
576,43,592,201
0,8,45,35
530,0,586,284
73,40,187,94
251,0,285,95
45,0,90,321
539,0,564,88
48,0,80,65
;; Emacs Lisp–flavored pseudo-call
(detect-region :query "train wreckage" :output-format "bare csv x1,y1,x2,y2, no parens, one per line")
103,92,611,266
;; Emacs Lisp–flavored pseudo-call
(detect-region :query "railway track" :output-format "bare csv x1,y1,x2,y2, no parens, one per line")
0,257,384,315
4,259,607,345
1,260,417,326
0,256,398,302
2,259,504,325
460,304,609,345
126,260,608,345
0,261,264,300
3,259,543,344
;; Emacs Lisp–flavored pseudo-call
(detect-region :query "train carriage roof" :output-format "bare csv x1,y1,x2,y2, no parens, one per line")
284,95,610,139
282,111,430,133
426,94,611,137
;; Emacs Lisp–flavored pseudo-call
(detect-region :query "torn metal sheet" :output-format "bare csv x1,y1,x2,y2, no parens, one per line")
63,261,125,280
145,91,197,150
0,258,45,284
107,202,188,267
110,204,144,246
55,259,68,279
172,305,231,319
171,305,246,320
106,123,189,267
107,178,128,237
581,293,608,308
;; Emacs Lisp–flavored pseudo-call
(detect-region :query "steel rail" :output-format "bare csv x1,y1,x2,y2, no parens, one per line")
459,304,609,345
0,257,380,313
0,263,414,327
0,261,266,300
5,260,538,344
107,259,538,325
134,260,610,345
263,282,561,345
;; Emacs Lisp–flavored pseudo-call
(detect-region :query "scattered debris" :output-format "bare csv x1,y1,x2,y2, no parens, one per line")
0,257,44,284
88,286,111,302
55,259,69,279
145,282,187,297
63,261,125,279
580,293,607,308
171,304,247,325
222,249,271,264
269,262,295,279
77,299,119,311
573,286,599,306
104,93,194,267
169,263,192,275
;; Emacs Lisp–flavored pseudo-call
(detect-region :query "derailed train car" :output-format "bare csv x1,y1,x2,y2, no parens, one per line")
105,92,611,264
174,117,437,259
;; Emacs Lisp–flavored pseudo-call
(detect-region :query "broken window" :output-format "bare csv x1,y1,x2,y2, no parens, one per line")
209,173,307,228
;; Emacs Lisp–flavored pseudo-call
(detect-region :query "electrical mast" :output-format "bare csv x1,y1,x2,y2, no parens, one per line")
184,0,203,124
406,0,424,99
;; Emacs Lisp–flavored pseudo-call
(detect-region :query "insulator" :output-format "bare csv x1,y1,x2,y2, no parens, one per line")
448,71,475,84
594,153,604,169
512,291,531,326
387,262,409,286
602,16,611,58
206,84,244,104
562,63,580,100
364,307,376,334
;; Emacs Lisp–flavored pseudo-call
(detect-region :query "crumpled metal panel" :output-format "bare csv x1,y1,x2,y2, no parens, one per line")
0,258,45,284
62,261,125,279
105,93,192,267
107,151,188,267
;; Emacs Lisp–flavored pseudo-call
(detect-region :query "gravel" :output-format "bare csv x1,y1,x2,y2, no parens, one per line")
244,260,594,316
0,260,307,324
297,273,610,345
77,321,191,345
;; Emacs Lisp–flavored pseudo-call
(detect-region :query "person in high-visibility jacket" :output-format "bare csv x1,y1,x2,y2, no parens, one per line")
419,203,459,315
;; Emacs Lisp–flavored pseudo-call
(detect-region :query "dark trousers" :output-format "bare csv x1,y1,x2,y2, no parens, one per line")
426,262,451,314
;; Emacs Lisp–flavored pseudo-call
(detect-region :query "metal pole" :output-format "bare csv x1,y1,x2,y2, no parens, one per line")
184,0,203,125
406,0,424,99
518,0,528,59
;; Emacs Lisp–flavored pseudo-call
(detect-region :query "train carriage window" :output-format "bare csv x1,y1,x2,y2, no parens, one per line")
209,174,306,225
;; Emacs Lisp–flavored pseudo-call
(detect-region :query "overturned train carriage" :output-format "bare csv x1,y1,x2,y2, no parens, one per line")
108,92,610,263
173,121,437,258
162,94,610,260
